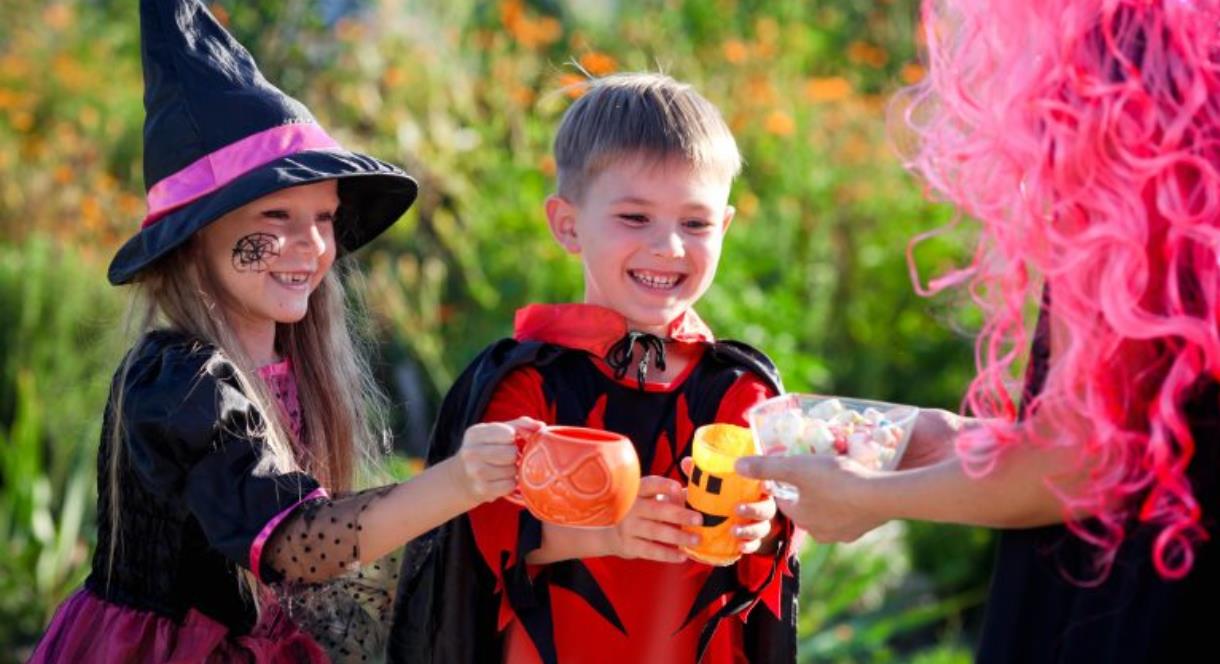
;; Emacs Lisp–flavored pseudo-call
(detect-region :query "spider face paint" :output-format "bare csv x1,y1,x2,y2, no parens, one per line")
231,232,281,273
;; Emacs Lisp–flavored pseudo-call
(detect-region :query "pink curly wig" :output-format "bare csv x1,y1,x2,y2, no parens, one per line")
901,0,1220,579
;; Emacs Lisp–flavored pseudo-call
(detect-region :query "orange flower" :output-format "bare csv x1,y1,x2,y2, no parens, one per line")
745,75,777,107
0,54,30,79
510,84,535,107
763,110,795,137
735,190,759,219
53,165,73,185
723,39,749,64
43,3,74,30
382,66,408,89
209,3,229,28
10,110,33,133
900,63,925,84
118,193,144,218
557,72,587,99
500,0,524,31
81,196,104,232
804,77,852,103
847,41,888,68
728,111,749,134
539,154,556,177
535,17,563,46
52,54,88,92
579,51,617,76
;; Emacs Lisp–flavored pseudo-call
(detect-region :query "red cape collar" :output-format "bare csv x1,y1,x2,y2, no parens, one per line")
512,303,714,357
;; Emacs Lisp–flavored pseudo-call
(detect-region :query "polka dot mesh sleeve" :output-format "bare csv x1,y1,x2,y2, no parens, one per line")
262,486,400,662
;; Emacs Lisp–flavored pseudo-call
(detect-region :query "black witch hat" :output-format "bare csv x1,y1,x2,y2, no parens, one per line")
108,0,417,285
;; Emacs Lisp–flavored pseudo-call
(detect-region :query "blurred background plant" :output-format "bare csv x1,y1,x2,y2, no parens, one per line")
0,1,992,661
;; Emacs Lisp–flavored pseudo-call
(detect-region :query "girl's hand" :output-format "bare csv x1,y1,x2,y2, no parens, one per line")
606,476,702,563
453,417,544,504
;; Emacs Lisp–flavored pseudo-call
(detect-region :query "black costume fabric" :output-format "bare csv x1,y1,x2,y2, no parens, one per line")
976,303,1220,663
390,305,800,664
33,330,399,663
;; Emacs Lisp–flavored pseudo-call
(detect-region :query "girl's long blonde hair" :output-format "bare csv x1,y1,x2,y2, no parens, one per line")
105,236,388,600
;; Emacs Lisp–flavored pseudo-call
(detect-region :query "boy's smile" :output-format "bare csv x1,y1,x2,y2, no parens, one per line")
546,156,735,336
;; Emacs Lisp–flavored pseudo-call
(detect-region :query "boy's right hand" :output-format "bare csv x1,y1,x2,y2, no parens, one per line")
607,476,704,563
453,417,543,504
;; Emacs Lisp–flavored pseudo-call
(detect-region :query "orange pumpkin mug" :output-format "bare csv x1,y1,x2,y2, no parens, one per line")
505,425,641,527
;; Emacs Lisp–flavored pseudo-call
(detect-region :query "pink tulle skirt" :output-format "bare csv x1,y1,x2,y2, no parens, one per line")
28,589,329,663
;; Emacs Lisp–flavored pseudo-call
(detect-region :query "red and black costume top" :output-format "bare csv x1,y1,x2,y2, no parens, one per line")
390,304,799,664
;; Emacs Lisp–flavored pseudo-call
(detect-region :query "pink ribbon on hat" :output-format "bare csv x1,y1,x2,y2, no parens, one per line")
141,122,341,228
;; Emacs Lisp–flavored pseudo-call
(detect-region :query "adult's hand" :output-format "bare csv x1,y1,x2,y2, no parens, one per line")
898,408,969,470
735,454,886,543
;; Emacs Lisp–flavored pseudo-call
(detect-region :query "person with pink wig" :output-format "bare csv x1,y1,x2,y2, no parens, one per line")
736,0,1220,660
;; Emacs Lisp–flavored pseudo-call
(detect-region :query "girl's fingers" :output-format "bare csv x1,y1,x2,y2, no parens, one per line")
504,416,546,434
483,478,517,497
474,442,519,466
463,422,516,445
474,462,518,482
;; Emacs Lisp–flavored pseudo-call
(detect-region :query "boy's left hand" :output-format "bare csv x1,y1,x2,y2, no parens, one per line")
681,457,778,555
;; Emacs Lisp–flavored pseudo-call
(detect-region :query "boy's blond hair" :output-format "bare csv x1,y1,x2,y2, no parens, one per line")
554,72,741,201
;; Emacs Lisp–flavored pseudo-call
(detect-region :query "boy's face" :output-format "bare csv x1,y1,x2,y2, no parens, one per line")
546,156,735,335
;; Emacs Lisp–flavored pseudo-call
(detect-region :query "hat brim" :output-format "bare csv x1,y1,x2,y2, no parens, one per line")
108,149,418,285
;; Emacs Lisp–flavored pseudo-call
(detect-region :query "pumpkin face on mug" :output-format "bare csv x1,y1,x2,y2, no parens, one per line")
682,424,764,566
507,426,641,527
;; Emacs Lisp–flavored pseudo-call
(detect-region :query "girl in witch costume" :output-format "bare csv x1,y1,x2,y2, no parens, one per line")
30,1,539,662
390,74,799,664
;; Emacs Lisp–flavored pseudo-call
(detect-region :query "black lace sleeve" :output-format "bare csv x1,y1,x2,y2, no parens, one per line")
262,487,402,662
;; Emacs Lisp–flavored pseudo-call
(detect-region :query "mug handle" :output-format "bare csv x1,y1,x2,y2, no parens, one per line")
504,427,544,506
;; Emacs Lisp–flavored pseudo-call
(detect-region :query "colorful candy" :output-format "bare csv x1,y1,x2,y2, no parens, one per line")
753,398,905,470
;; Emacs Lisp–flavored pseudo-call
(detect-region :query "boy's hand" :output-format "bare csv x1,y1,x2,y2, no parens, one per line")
680,457,777,555
734,495,778,554
452,417,544,504
607,476,702,563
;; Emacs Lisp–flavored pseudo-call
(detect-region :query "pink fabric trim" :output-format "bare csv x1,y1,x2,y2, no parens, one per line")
142,123,341,228
258,356,304,448
257,356,293,379
249,487,328,582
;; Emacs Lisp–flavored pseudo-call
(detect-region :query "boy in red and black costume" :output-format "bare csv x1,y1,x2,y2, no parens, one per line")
390,73,798,664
